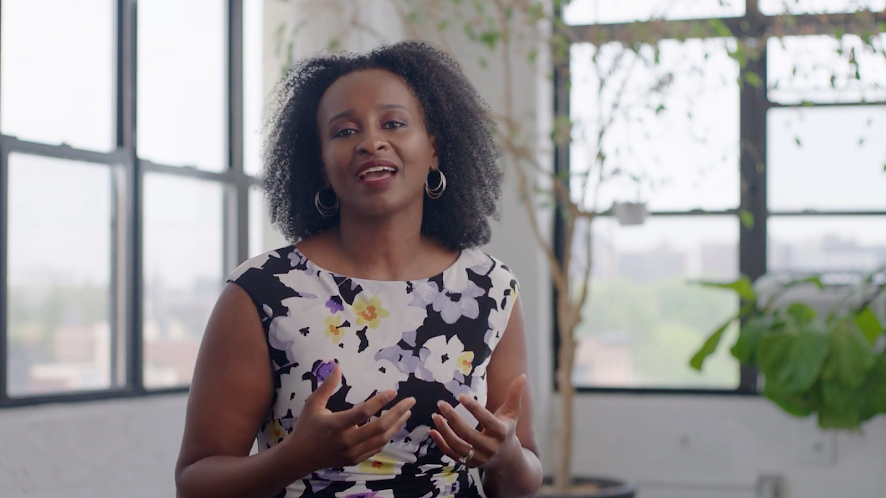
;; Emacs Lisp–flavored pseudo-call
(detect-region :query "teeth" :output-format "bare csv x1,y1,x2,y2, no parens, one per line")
359,166,396,179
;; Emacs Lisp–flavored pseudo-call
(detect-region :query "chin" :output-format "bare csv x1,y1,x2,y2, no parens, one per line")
348,195,417,220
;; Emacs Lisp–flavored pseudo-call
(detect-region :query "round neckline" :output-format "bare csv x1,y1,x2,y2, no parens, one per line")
292,245,465,284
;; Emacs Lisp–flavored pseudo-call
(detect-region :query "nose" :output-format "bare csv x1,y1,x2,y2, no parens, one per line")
356,129,389,155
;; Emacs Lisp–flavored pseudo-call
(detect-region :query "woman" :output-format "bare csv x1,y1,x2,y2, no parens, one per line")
175,42,542,498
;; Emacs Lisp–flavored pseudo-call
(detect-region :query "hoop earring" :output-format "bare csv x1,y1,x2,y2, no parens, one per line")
314,188,339,217
425,169,447,199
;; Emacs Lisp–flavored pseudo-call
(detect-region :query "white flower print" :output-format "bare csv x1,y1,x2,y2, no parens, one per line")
268,317,297,364
422,335,475,384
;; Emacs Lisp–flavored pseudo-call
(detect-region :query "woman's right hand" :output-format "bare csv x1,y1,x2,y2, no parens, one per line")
284,365,414,470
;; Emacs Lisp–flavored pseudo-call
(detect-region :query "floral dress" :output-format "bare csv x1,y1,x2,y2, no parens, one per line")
227,245,520,498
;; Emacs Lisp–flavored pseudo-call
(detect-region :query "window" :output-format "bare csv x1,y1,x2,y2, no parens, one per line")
557,1,886,392
0,1,283,407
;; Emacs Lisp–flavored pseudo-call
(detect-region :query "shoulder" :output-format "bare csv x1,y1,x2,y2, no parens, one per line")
228,245,298,284
461,249,520,289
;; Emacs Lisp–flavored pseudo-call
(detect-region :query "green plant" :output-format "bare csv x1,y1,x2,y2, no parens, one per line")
690,271,886,430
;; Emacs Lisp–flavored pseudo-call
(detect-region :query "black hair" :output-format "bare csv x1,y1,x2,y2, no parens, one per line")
262,41,501,251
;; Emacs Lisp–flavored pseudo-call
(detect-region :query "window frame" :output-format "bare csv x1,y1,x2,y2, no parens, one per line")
553,0,886,395
0,0,261,408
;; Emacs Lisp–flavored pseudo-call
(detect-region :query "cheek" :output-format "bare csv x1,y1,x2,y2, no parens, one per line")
321,142,351,178
400,135,435,169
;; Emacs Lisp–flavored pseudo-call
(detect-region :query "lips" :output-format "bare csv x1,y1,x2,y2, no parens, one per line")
356,159,399,186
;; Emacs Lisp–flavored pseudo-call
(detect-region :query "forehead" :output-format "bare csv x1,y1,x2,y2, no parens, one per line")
318,69,420,119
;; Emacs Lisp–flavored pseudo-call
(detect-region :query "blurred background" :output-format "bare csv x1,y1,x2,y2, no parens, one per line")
0,1,885,497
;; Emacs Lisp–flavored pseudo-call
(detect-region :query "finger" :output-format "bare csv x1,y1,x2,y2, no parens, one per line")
456,395,509,439
351,397,415,440
336,389,401,427
304,365,342,410
431,412,478,458
437,401,491,450
429,427,462,463
496,374,526,419
351,409,411,461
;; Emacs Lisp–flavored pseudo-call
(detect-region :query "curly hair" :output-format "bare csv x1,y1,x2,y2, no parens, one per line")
262,41,501,251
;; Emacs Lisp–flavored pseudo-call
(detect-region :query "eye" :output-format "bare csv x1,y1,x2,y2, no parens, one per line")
333,128,357,139
383,121,406,129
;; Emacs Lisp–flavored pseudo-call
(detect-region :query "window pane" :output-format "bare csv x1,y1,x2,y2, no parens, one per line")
244,0,265,177
248,187,287,258
769,216,886,273
564,0,744,25
570,39,740,212
768,35,886,104
143,174,224,388
768,107,886,212
759,0,885,15
573,216,740,389
138,0,226,171
6,154,114,396
0,0,114,151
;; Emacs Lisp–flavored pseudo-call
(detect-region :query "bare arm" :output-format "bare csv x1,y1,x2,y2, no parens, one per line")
174,284,415,498
174,283,314,498
481,296,544,498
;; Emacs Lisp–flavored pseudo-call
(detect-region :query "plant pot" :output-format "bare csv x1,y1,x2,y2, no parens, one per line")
536,477,636,498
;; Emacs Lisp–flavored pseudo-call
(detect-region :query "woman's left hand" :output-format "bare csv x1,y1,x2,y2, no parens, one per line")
430,374,526,469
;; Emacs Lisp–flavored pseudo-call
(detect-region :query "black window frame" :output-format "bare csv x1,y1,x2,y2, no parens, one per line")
0,0,261,408
553,0,886,395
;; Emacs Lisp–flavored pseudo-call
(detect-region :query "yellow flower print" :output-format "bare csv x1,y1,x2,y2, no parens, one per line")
456,351,475,375
268,419,287,447
353,296,390,329
324,314,345,343
359,453,398,475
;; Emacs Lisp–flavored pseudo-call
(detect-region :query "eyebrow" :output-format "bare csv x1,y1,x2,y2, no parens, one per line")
326,104,410,125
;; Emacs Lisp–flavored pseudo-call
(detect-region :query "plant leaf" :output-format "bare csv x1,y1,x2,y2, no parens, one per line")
745,71,763,88
786,302,817,324
731,315,775,364
698,275,757,304
758,329,830,393
855,307,884,345
690,318,734,371
821,317,876,389
762,381,813,417
860,356,886,420
739,210,755,229
817,379,865,430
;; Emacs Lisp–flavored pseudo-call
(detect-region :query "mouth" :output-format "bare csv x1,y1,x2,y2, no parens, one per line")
356,160,399,186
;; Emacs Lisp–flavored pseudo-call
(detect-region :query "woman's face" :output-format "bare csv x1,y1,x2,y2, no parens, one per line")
316,69,437,220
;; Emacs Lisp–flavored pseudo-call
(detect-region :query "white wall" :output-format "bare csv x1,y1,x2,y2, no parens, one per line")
0,395,186,498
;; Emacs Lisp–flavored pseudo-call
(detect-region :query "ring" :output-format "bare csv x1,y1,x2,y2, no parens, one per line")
458,445,475,465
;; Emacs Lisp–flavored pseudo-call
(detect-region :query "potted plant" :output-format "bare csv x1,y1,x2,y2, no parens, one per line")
690,270,886,430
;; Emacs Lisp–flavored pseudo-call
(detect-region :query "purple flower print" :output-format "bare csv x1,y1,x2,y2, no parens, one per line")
325,297,344,314
313,361,336,382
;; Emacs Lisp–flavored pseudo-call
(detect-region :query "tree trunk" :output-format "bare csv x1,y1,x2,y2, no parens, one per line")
553,312,576,492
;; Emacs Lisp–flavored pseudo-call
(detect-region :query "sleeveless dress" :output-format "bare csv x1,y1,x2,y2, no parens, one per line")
227,245,520,498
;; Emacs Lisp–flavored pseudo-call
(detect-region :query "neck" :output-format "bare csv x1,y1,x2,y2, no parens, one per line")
333,206,429,281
